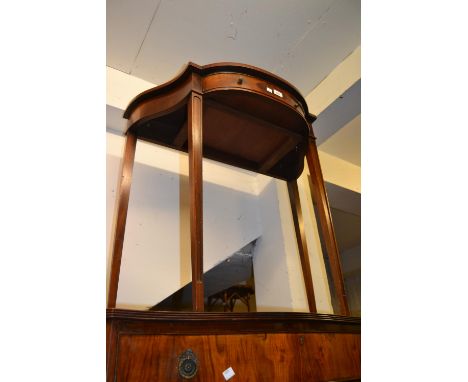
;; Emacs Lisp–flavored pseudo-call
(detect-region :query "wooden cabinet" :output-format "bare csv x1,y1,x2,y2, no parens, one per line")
107,310,360,382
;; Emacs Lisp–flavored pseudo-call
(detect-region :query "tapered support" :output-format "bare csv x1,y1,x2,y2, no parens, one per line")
287,181,317,313
306,135,350,316
107,131,137,308
188,91,204,312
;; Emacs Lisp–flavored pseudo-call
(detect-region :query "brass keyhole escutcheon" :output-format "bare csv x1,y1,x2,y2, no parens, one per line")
178,349,199,379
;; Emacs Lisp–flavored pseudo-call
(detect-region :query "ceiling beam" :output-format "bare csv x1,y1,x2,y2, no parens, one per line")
305,46,361,116
315,151,360,194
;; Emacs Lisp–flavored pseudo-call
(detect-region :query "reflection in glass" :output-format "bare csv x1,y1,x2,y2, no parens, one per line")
150,241,257,312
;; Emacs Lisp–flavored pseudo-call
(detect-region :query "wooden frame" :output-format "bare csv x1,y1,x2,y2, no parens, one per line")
106,62,359,382
107,62,349,315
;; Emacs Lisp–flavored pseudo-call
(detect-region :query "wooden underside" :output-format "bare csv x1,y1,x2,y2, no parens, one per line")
125,63,313,181
107,310,361,382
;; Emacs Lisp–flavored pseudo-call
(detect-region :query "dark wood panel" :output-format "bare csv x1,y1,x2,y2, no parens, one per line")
300,333,361,381
107,311,360,381
114,332,360,382
203,99,291,164
205,90,308,137
259,136,299,173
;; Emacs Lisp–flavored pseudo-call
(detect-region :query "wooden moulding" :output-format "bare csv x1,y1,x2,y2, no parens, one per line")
106,309,360,335
123,62,314,122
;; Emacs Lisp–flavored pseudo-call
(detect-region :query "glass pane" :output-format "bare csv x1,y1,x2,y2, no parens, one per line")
308,177,361,316
151,241,257,312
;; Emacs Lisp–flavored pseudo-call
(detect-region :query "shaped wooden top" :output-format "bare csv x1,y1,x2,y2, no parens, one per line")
123,62,316,181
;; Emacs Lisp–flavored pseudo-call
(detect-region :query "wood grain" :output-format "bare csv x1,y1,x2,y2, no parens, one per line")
114,332,360,381
107,310,360,381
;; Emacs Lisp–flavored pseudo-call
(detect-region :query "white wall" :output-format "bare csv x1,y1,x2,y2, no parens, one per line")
107,132,336,313
253,179,295,311
106,132,262,309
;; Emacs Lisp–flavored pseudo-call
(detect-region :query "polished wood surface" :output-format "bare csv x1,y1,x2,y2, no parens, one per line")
107,310,360,382
188,91,204,312
306,135,350,316
107,131,137,308
202,71,306,117
287,180,317,313
124,62,314,121
116,333,360,381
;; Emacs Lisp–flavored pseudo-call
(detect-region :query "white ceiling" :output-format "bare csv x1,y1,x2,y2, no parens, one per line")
107,0,360,95
107,0,361,184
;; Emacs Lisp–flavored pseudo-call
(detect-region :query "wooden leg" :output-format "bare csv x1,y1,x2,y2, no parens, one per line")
188,91,204,312
287,180,317,313
306,136,350,316
107,131,137,309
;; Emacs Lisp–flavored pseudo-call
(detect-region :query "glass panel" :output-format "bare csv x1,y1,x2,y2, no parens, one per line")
307,176,361,316
151,241,257,312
